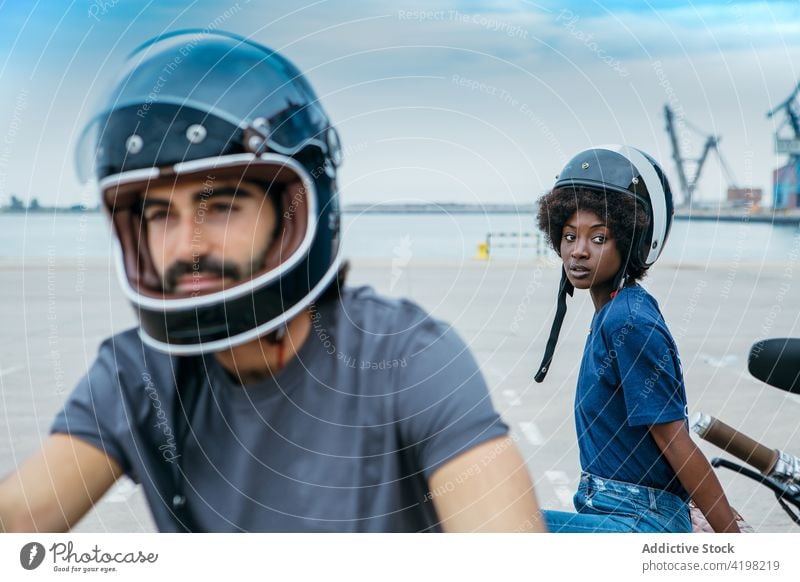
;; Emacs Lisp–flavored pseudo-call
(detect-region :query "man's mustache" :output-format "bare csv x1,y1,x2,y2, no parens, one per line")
163,256,241,293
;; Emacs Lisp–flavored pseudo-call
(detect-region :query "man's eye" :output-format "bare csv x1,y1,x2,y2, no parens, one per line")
209,202,237,214
145,210,169,222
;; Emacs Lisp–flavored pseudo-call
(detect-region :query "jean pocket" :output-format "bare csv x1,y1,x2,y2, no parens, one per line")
585,489,644,523
639,505,691,533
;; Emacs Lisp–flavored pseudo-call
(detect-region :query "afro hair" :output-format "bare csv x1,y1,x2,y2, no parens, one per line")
536,186,651,282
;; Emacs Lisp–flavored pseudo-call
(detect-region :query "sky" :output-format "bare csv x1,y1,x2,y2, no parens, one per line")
0,0,799,207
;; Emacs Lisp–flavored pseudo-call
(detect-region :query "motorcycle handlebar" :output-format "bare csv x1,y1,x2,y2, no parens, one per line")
691,412,779,475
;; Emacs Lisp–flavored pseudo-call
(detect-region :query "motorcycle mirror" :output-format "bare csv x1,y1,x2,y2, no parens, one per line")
748,338,800,394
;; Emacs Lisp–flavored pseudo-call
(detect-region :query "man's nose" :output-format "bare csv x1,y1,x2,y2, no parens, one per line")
172,213,210,263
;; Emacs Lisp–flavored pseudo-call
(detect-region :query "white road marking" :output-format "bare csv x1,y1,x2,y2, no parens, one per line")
104,478,140,503
502,388,521,406
700,354,738,368
517,421,543,446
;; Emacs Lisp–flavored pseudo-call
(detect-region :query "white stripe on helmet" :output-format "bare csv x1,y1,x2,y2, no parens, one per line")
596,144,668,265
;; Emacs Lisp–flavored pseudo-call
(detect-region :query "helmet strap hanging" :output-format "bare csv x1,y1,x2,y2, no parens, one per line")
534,268,574,383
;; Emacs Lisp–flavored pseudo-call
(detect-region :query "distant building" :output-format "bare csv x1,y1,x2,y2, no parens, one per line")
773,160,800,209
726,187,763,207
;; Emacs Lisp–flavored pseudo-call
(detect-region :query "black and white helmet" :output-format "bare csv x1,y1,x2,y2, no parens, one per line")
552,144,674,274
75,30,344,355
534,145,674,382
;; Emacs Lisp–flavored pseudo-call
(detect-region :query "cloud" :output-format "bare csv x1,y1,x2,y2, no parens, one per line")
0,0,798,205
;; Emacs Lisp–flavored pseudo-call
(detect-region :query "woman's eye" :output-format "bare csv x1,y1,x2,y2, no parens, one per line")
592,235,607,244
563,233,576,242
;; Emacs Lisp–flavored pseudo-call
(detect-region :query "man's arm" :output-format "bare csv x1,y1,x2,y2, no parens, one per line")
429,436,545,532
650,420,739,533
0,434,122,532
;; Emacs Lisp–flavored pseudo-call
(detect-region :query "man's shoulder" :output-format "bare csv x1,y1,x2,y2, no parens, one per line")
337,286,439,331
91,327,175,384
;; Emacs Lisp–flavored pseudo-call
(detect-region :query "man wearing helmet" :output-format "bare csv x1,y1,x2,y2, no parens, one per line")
533,145,739,533
0,31,542,532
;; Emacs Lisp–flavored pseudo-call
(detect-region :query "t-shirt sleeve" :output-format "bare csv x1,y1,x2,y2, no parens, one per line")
395,320,508,480
610,321,687,427
50,340,131,474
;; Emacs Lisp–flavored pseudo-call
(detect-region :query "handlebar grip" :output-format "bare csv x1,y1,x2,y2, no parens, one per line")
691,413,779,475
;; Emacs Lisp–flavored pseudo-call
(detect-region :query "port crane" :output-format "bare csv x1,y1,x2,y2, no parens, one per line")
767,81,800,209
664,105,738,207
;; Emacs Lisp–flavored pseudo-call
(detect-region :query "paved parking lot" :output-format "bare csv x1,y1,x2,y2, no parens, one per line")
1,255,798,532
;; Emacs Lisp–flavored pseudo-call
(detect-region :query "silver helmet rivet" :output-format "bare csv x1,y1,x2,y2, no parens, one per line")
652,241,658,249
125,134,143,154
581,162,589,170
186,124,207,144
252,117,269,133
247,135,265,154
632,177,640,185
555,174,559,180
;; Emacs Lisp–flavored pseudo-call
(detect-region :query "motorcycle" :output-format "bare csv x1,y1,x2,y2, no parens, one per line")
691,338,800,531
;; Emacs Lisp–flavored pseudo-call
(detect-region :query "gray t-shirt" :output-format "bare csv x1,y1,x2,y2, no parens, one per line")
51,286,507,532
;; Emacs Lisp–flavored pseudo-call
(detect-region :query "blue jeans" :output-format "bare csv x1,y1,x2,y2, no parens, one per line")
543,473,691,533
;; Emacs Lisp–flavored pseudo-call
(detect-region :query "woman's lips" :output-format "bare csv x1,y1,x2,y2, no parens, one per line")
568,265,591,279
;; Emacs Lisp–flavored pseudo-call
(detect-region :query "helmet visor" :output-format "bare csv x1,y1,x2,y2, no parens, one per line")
102,154,317,305
76,31,337,183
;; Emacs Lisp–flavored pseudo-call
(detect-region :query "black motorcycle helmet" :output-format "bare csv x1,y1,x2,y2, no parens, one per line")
75,30,343,355
534,145,674,382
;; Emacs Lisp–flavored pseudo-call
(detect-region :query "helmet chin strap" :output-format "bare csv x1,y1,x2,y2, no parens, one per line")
264,325,288,370
610,268,627,299
534,268,574,383
264,325,287,345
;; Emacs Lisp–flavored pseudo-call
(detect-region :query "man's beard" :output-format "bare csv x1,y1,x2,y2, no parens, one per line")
161,250,268,294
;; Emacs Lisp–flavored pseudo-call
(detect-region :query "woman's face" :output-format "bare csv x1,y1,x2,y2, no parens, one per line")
560,209,622,295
